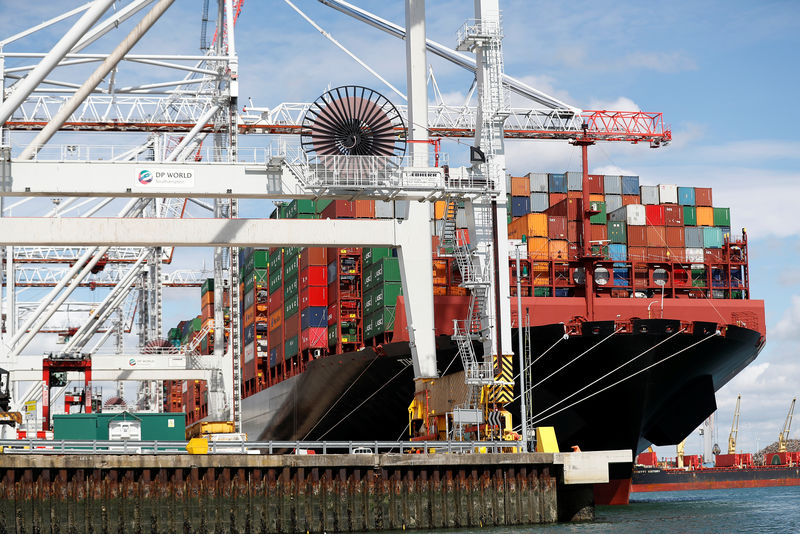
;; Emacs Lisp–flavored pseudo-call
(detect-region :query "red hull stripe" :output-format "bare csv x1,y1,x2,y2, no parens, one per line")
632,478,800,492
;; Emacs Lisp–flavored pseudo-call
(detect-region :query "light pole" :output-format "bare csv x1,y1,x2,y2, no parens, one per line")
515,244,529,451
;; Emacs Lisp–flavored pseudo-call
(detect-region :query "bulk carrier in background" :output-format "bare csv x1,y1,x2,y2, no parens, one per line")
163,171,765,505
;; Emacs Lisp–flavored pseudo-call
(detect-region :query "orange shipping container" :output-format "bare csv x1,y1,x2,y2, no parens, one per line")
201,290,213,308
666,247,685,262
508,213,548,239
434,201,445,220
510,175,530,196
549,239,569,260
646,226,666,246
622,194,640,206
527,237,549,260
696,206,714,226
531,262,550,286
549,193,567,207
355,200,375,218
628,246,647,261
647,247,667,261
269,309,282,332
590,224,607,242
589,194,605,203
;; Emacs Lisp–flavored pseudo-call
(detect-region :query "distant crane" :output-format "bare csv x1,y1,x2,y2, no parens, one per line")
778,398,796,453
728,394,742,455
676,438,686,468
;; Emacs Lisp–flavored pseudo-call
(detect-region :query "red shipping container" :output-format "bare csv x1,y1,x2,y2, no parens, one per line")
545,199,567,218
269,291,283,309
586,174,604,194
567,221,579,243
647,247,667,261
704,248,725,263
665,226,685,248
568,242,580,260
545,198,582,220
627,226,647,247
549,193,568,207
666,247,685,262
646,226,666,246
300,247,327,269
695,187,713,207
285,313,299,336
327,304,339,325
300,265,327,287
663,205,684,226
645,205,665,226
567,191,582,199
355,200,375,218
201,302,214,320
300,285,327,307
622,194,640,206
590,224,607,242
320,200,355,219
327,282,339,306
628,246,647,261
547,216,568,240
301,327,328,350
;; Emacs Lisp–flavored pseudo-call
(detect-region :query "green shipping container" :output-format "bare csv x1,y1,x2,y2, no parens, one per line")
363,288,375,316
285,247,300,259
287,199,316,219
683,206,697,226
284,293,299,318
373,257,401,286
201,278,214,295
713,207,730,227
373,282,403,309
284,256,299,279
363,262,376,291
285,336,298,358
269,268,282,294
296,213,316,219
589,201,606,224
284,274,299,298
316,198,333,214
328,324,338,345
591,244,609,258
364,247,392,266
53,412,186,441
244,272,255,293
278,204,291,219
168,327,180,341
269,248,281,265
607,221,627,244
371,307,396,334
253,250,268,269
534,287,552,297
364,313,375,340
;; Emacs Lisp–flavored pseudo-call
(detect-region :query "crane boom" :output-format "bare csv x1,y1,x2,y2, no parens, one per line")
778,398,796,453
728,394,741,455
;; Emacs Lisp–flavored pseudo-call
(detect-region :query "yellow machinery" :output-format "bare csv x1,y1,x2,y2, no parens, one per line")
778,398,796,453
185,420,236,440
728,394,741,455
676,439,686,468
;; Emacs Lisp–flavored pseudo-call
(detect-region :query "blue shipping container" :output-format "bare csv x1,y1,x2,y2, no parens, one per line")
555,288,571,297
244,323,255,345
703,227,724,248
608,244,628,261
269,348,278,367
678,187,695,206
301,306,327,330
613,268,630,287
621,176,640,195
511,196,530,217
548,173,567,193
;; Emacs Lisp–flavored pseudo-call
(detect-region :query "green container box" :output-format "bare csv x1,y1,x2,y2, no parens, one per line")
373,282,403,309
316,199,333,214
363,288,375,316
201,278,214,295
168,327,180,340
703,227,723,249
713,207,730,227
278,204,291,219
255,268,268,287
371,307,396,334
591,244,609,258
373,257,401,286
287,199,316,219
285,335,298,358
53,412,186,441
328,324,338,345
253,250,269,269
683,206,697,226
533,287,552,297
244,272,255,293
284,256,299,279
691,268,707,287
364,247,393,266
296,213,317,219
269,268,282,294
607,221,627,244
285,247,300,259
589,201,606,224
284,274,299,298
364,313,375,340
284,293,299,318
363,262,376,291
269,247,281,264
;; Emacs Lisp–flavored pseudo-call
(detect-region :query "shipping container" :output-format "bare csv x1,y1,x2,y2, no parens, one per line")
319,199,355,219
608,221,627,244
284,292,299,318
685,227,704,248
695,187,713,206
696,206,714,226
608,244,628,261
589,201,606,224
373,257,401,286
548,173,567,193
283,275,298,298
683,206,697,226
586,174,604,194
528,172,548,192
666,226,685,248
658,184,678,204
511,196,530,217
590,224,608,242
549,239,568,260
549,192,568,207
603,175,622,195
300,265,327,287
621,176,640,195
628,246,647,261
622,194,640,206
627,225,647,247
646,226,666,247
640,185,659,205
355,199,375,218
300,247,327,269
300,306,327,330
713,207,731,227
508,212,548,239
567,171,583,191
511,175,530,196
608,204,646,226
285,336,298,359
605,194,622,214
300,327,327,350
678,187,695,206
373,281,403,309
645,205,665,226
529,192,549,212
663,204,684,226
703,227,724,248
527,237,549,260
375,200,394,219
547,216,568,240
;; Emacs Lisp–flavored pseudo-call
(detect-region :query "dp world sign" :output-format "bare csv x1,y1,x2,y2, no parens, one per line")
135,167,195,188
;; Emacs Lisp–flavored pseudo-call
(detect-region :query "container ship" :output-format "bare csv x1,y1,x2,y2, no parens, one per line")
631,450,800,492
163,172,765,505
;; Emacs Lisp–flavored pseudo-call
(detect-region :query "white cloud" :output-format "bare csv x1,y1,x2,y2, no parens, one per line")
622,51,698,73
587,96,640,112
773,296,800,340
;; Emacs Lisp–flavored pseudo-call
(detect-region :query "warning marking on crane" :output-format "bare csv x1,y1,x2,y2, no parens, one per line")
487,411,502,428
135,167,196,188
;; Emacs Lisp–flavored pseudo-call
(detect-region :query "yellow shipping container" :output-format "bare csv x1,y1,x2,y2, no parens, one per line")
508,213,548,239
434,201,446,220
548,239,569,260
527,237,549,260
696,206,714,226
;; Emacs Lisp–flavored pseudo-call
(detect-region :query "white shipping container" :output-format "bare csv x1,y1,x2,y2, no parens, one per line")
456,207,468,228
395,201,409,219
685,248,705,263
640,185,659,205
530,192,549,212
604,175,622,194
658,184,679,204
375,200,394,219
605,194,623,214
528,172,548,192
244,340,256,363
608,204,646,226
567,171,583,191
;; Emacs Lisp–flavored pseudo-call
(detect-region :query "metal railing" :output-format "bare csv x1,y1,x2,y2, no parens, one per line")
0,439,522,455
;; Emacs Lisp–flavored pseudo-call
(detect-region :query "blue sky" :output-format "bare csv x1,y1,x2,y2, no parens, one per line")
1,1,799,454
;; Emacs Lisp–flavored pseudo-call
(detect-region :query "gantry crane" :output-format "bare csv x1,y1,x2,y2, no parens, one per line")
778,398,796,453
728,394,741,455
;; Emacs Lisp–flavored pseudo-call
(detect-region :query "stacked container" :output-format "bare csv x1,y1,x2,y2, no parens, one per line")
364,251,403,343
